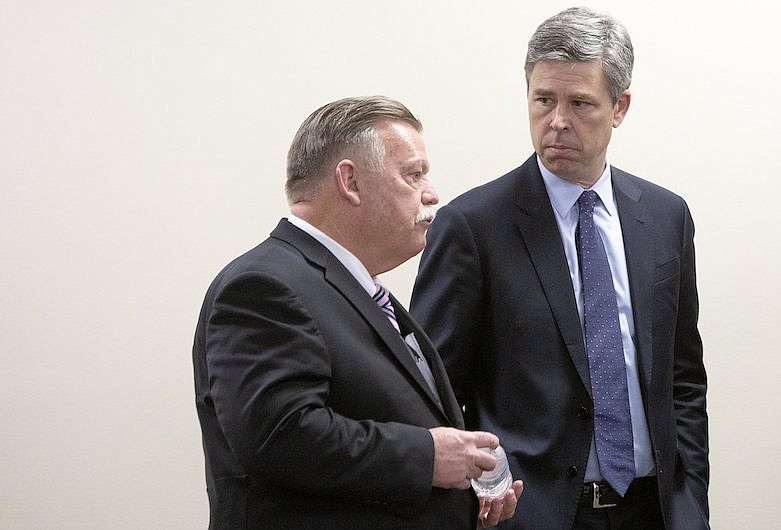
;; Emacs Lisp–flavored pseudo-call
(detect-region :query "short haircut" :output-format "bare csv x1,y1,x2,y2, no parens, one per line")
525,6,634,103
286,96,422,203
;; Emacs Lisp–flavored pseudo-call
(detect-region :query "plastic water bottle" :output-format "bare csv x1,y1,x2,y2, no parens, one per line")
471,445,512,500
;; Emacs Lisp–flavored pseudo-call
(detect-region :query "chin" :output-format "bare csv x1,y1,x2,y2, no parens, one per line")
403,241,426,261
545,159,580,180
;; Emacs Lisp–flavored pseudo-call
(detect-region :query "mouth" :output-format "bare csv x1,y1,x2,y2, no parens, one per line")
546,143,576,155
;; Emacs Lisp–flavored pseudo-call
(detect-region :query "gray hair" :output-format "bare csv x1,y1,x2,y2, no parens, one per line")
524,6,634,103
285,95,422,203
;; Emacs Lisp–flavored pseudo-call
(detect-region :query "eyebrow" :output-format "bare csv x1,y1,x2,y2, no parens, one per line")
531,88,597,101
401,159,429,173
570,92,596,100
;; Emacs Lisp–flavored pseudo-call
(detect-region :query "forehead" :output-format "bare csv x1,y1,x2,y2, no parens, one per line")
377,121,427,160
528,59,609,95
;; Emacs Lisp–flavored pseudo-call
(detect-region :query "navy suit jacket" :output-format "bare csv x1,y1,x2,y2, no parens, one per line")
410,155,709,529
193,219,477,529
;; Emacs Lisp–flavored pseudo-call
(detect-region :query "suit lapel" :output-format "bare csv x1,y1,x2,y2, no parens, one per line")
271,219,450,419
512,159,592,392
324,265,451,420
612,170,654,390
393,301,463,426
507,161,656,394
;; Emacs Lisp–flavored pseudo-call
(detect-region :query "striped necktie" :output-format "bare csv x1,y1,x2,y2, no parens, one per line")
372,280,441,403
372,282,400,332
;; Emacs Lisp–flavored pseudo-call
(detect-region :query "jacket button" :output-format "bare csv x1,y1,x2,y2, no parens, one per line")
566,466,578,478
577,406,590,418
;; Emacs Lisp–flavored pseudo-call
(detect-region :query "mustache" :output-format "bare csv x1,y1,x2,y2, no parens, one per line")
415,205,437,223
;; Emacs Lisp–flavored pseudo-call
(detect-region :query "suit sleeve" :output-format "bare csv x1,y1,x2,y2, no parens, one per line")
411,204,483,414
672,202,710,517
204,270,434,512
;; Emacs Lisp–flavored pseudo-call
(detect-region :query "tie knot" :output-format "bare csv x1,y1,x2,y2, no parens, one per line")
373,281,389,302
578,190,598,216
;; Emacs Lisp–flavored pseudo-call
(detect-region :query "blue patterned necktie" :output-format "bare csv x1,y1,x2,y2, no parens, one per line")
577,190,636,496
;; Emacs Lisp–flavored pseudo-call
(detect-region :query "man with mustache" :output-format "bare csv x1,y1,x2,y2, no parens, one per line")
192,95,522,529
411,8,709,529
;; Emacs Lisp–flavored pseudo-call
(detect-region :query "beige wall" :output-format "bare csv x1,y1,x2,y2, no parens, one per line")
2,1,779,528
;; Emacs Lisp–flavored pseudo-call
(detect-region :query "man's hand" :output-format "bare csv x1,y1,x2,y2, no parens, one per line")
429,427,499,489
476,480,524,528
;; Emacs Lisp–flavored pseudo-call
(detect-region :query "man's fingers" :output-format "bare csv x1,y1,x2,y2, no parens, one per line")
512,480,524,498
474,449,498,472
471,431,500,449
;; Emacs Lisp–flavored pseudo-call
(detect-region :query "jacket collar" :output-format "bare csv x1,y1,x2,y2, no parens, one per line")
270,219,455,421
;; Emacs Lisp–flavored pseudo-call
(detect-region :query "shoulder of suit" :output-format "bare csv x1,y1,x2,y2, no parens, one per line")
448,156,538,209
611,166,686,205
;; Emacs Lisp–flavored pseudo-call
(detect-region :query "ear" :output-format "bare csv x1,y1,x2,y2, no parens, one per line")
612,89,631,128
334,159,361,206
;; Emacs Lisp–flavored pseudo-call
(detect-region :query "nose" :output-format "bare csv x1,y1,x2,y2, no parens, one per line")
422,181,439,205
549,103,570,131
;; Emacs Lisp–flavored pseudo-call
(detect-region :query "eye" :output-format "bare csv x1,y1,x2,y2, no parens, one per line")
412,171,425,183
403,171,424,187
572,99,596,109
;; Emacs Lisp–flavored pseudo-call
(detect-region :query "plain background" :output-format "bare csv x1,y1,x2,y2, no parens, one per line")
2,1,779,528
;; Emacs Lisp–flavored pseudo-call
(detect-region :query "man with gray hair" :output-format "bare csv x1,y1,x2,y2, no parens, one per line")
411,8,709,529
193,95,522,529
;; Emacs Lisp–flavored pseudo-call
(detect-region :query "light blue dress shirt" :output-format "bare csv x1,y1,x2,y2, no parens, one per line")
537,157,655,482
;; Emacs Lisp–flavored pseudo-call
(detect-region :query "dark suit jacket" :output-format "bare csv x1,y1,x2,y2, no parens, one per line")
410,155,709,529
192,219,477,529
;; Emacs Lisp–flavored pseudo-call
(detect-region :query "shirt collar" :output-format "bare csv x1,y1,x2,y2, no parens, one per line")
536,155,618,217
286,214,376,296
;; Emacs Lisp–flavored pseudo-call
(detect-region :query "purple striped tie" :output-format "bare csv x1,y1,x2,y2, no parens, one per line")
373,280,441,402
373,282,400,332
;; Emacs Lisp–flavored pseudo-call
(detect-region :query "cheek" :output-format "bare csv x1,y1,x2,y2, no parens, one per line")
528,123,544,146
591,123,613,147
398,193,419,214
384,199,413,227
